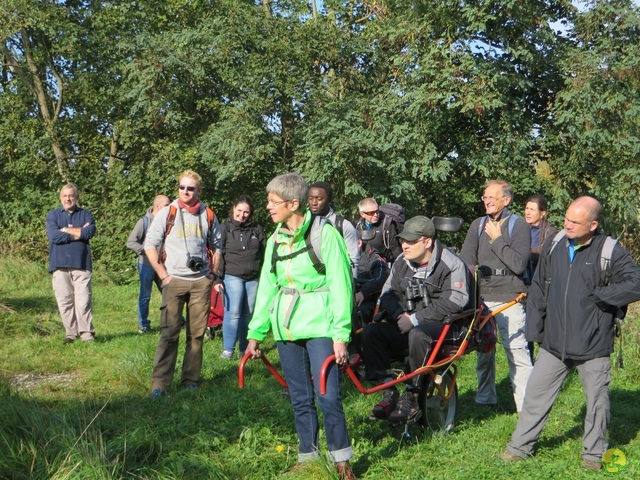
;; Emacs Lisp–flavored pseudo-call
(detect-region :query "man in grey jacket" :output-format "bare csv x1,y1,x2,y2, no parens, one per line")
144,170,222,397
499,196,640,470
459,180,532,413
127,195,170,333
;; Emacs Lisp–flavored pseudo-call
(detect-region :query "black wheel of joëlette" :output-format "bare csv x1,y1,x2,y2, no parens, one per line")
419,368,458,434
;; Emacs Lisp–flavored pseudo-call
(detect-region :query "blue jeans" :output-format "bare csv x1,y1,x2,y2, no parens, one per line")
277,338,352,463
222,275,258,353
137,263,162,329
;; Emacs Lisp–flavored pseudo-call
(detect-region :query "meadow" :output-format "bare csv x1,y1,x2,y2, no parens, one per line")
1,257,639,479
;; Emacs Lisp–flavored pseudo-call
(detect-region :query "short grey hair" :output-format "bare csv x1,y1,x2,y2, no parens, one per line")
358,197,378,212
484,180,513,202
267,172,308,212
61,183,78,196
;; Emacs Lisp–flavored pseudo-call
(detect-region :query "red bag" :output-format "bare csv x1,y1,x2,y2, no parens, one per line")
208,289,224,328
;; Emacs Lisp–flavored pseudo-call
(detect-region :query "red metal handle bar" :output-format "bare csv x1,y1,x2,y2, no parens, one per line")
238,351,288,389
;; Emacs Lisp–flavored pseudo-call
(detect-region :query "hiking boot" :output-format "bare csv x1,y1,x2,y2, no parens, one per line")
369,388,399,419
336,461,356,479
184,383,198,391
139,326,152,334
388,391,420,423
581,459,602,471
150,389,166,398
63,337,75,344
220,350,233,359
497,450,525,463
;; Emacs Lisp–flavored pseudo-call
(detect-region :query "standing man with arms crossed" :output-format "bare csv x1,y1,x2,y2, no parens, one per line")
499,196,640,470
127,194,170,334
144,170,222,397
46,184,97,344
459,180,532,413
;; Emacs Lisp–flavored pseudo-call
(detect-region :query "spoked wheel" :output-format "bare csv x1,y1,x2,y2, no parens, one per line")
419,367,458,434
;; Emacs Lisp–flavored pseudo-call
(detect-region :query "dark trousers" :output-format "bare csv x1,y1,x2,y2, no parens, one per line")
361,320,447,382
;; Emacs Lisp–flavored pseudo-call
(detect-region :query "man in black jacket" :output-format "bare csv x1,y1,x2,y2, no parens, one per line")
356,198,402,263
499,196,640,471
362,216,472,423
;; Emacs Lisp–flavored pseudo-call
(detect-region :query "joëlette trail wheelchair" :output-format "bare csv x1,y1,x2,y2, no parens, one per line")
237,216,526,435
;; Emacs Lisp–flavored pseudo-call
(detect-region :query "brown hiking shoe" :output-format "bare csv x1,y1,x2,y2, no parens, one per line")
369,388,399,419
581,459,602,471
388,391,421,423
497,450,525,463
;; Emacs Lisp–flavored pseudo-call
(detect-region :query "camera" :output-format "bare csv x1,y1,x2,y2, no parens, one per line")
404,279,430,312
187,255,206,272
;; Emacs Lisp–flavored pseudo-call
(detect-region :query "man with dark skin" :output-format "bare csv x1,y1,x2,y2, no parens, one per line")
308,182,359,277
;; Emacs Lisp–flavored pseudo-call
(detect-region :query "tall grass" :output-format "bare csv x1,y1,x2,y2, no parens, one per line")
1,257,639,479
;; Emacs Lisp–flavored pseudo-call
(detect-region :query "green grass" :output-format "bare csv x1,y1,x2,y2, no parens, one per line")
1,256,639,479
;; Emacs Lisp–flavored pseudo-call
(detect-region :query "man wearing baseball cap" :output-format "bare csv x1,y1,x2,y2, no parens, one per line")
361,216,472,423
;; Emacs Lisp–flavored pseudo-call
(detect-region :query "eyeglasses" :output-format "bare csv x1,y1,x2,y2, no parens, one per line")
266,199,289,207
360,210,379,216
481,195,504,202
179,185,196,192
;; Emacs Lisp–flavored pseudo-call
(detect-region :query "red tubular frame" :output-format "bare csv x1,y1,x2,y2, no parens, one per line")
238,351,288,389
237,293,527,396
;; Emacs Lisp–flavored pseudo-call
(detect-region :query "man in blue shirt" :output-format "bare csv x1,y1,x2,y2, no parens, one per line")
46,184,97,343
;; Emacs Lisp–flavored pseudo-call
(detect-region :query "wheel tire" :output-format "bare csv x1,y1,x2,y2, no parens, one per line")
419,369,458,434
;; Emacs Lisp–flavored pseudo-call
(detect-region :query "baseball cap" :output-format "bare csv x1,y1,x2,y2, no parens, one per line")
397,216,436,242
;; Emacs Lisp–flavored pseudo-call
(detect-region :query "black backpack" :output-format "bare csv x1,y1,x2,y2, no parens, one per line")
379,203,405,250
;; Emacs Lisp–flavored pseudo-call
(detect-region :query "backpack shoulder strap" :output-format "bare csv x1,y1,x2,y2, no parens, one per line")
477,217,487,239
600,236,618,286
141,216,149,242
507,214,517,237
333,214,344,237
543,229,566,294
206,206,215,228
307,215,326,274
165,205,177,236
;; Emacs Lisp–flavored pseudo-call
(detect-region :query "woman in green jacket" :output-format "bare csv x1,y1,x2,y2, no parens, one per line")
246,172,355,479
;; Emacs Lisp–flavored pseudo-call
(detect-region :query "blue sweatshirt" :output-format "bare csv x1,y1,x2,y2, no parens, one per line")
46,206,96,273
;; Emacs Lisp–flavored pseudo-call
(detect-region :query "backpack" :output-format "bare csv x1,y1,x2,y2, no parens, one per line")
545,230,627,367
477,213,518,239
379,203,405,249
270,215,330,275
160,204,216,264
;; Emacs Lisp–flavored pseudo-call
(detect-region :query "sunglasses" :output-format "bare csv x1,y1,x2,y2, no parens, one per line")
179,185,196,192
360,210,379,216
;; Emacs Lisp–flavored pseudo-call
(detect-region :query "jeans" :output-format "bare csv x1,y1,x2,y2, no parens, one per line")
277,338,352,463
137,263,162,329
222,275,258,353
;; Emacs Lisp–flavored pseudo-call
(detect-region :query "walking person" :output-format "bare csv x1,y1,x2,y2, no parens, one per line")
46,183,97,343
219,195,266,359
143,170,222,396
459,180,533,413
127,194,170,333
499,196,640,470
246,172,356,479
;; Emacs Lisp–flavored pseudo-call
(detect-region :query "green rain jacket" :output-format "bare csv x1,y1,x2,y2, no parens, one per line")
248,210,353,343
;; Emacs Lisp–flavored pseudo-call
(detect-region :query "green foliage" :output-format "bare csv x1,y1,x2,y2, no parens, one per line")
1,0,639,273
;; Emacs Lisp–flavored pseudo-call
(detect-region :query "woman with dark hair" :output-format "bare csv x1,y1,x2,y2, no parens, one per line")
524,195,558,279
246,172,355,478
219,195,266,359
